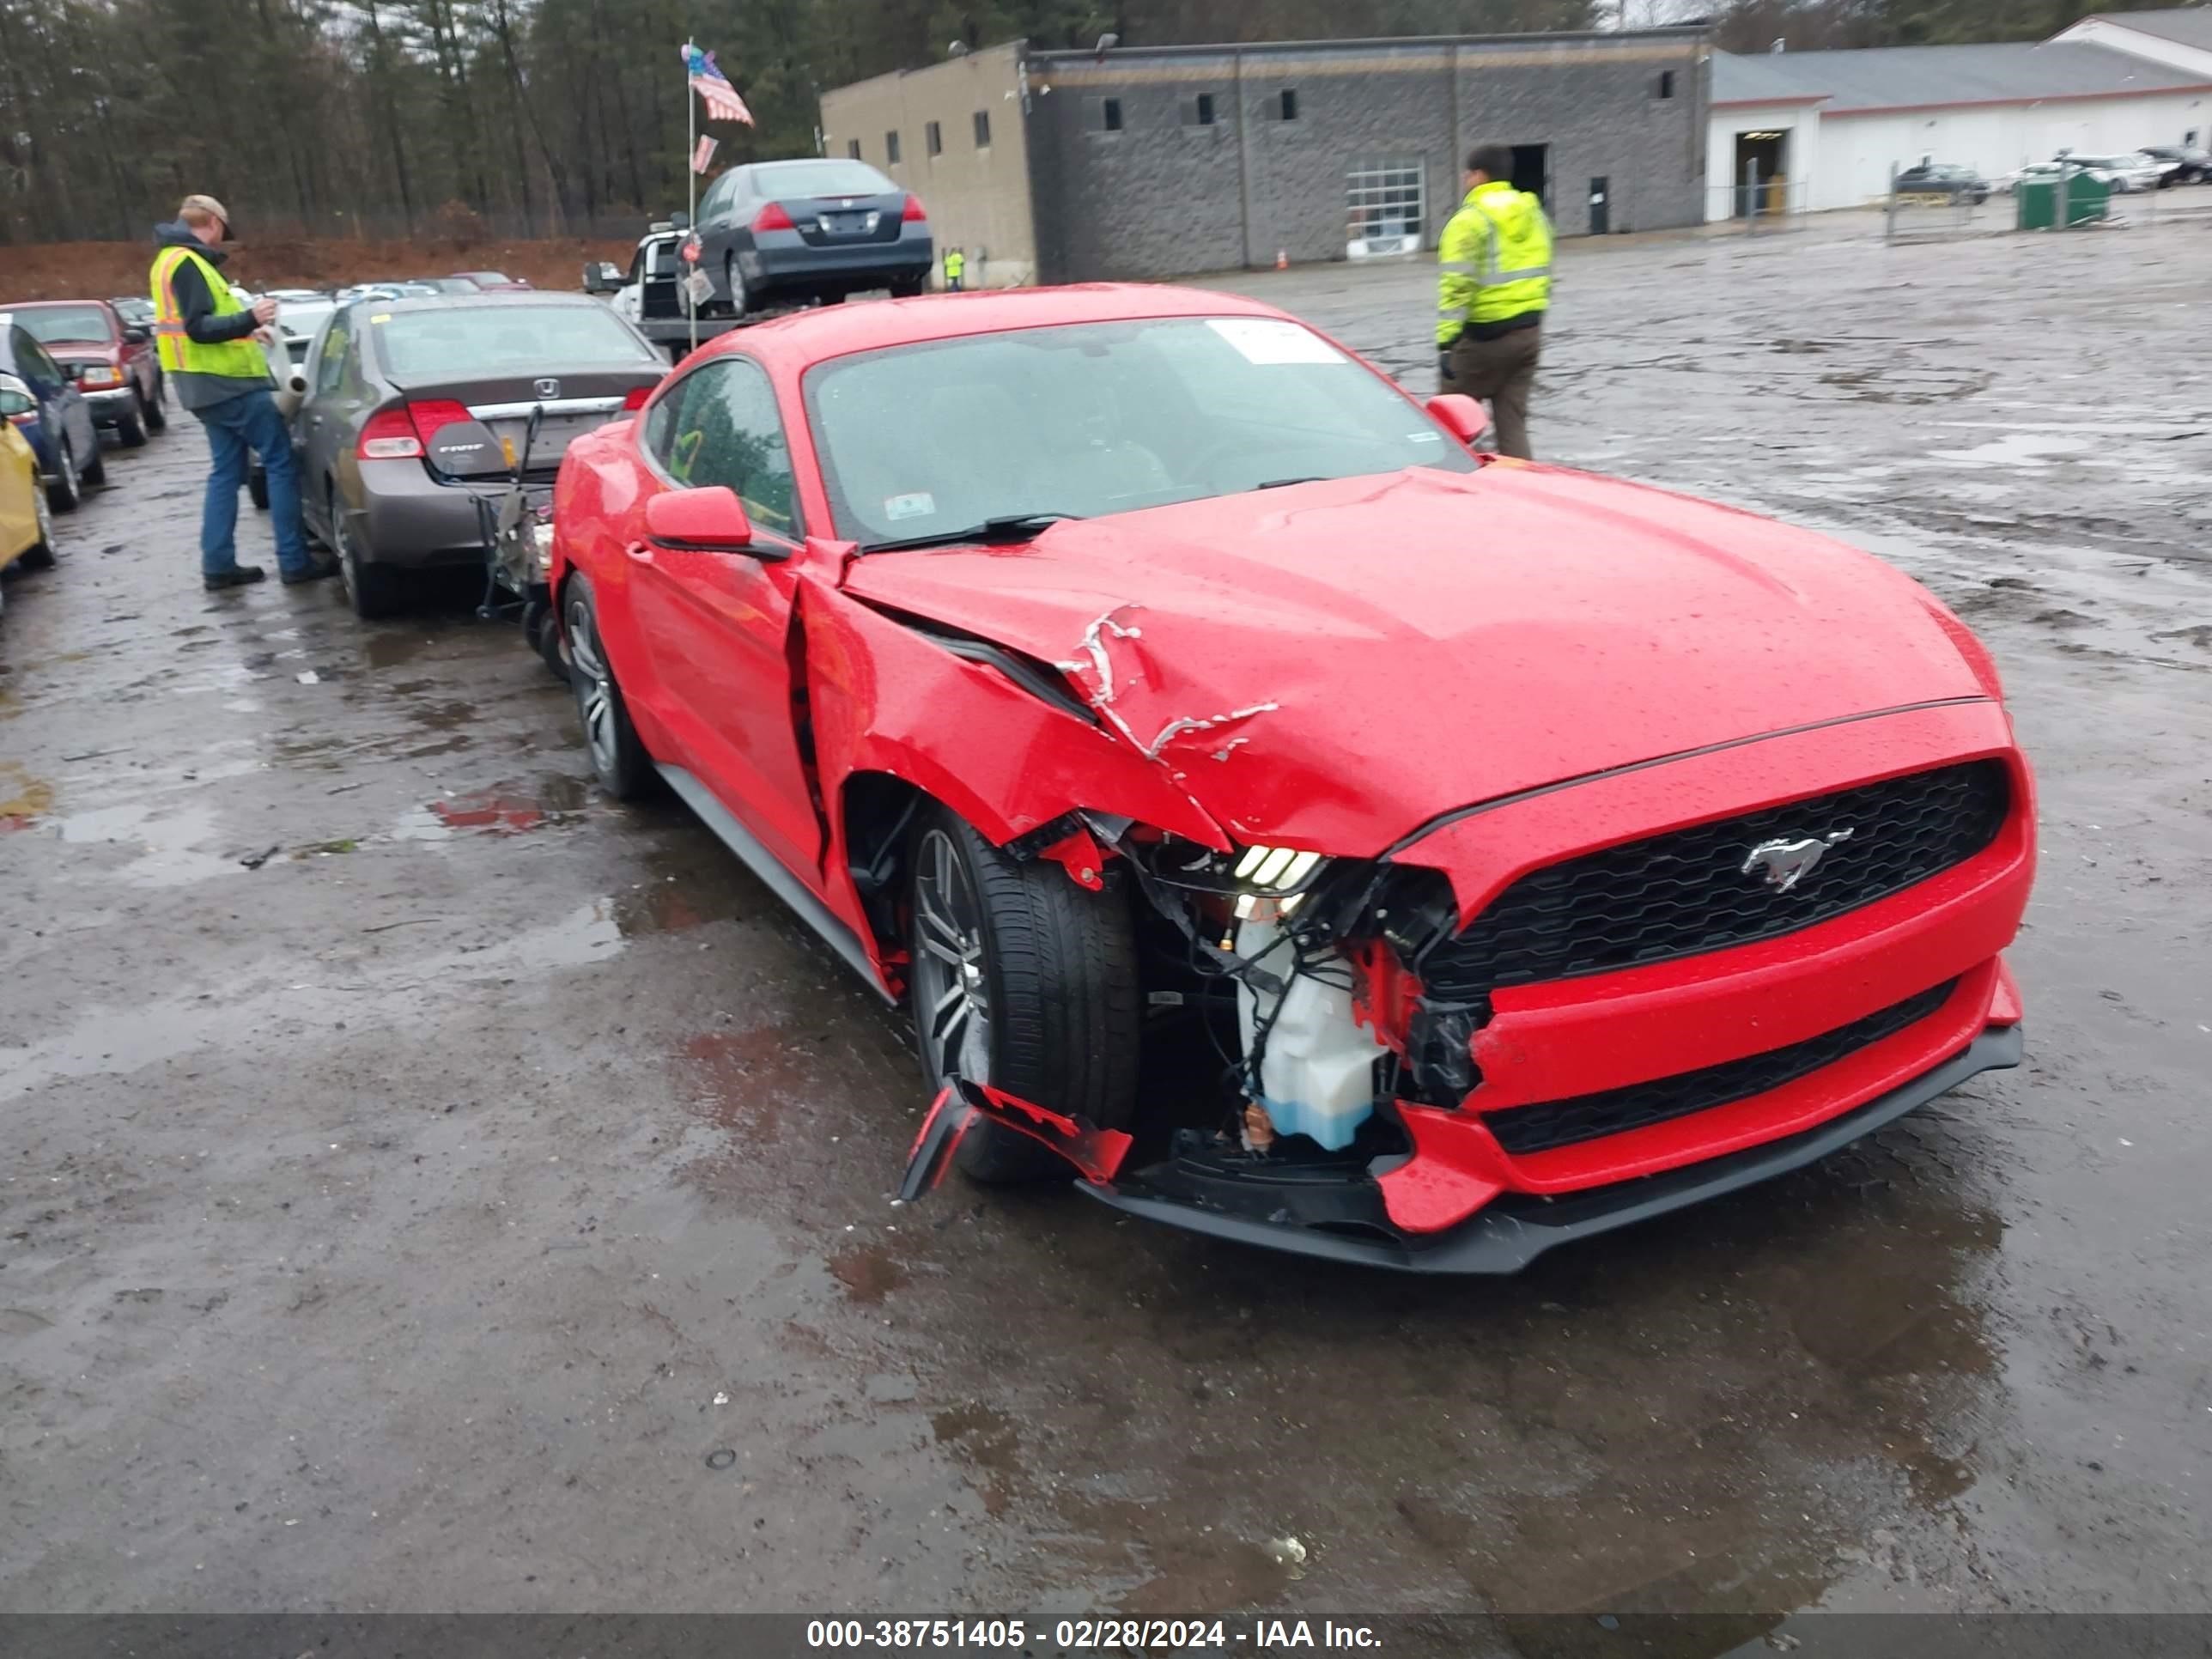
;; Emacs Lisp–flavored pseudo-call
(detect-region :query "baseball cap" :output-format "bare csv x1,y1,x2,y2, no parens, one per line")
179,194,234,236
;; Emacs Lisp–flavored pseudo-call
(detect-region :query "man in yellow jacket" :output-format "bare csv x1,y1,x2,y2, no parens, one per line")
150,193,328,590
1437,146,1553,461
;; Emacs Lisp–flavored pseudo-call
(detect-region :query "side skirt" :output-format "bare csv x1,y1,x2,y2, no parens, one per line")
656,763,895,1005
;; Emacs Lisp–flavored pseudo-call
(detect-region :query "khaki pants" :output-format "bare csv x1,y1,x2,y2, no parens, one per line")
1448,325,1541,461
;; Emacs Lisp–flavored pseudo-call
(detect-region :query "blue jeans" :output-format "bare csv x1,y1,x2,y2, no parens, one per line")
198,388,310,578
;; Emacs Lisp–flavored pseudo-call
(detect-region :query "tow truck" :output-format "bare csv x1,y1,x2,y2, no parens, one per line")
585,216,811,360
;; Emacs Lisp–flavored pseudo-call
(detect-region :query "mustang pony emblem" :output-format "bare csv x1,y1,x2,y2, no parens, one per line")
1741,828,1855,893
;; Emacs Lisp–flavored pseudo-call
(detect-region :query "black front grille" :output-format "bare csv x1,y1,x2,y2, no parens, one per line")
1417,761,2009,1013
1483,979,1958,1156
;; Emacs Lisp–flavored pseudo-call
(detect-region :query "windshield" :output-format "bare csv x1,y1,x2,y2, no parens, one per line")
751,161,892,198
807,315,1475,550
15,304,110,345
375,305,652,379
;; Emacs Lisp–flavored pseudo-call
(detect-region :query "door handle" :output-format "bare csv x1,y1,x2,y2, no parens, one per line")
625,542,655,566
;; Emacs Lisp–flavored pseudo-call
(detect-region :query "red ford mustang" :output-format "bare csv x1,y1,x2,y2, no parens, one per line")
550,284,2034,1273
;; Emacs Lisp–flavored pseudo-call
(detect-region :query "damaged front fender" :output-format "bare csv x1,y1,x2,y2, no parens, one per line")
799,576,1229,856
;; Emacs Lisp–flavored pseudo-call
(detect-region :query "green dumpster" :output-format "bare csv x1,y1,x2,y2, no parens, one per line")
2017,169,2110,229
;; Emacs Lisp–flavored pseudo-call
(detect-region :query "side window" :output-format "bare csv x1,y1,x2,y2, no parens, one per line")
313,321,350,395
27,337,64,386
647,358,801,538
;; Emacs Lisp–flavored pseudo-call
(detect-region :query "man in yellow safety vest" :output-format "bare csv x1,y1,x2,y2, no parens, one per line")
1436,145,1553,461
150,193,328,590
944,247,966,291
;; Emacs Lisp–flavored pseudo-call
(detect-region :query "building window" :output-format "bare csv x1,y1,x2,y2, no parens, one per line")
1656,69,1675,99
974,109,991,148
1188,92,1217,127
926,120,942,156
1279,88,1298,121
1346,158,1426,251
1089,95,1124,134
885,129,902,163
846,138,861,160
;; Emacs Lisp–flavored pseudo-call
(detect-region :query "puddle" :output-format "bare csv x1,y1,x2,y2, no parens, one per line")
362,631,440,671
52,798,245,887
680,1024,814,1139
1927,430,2084,468
390,776,589,840
930,1402,1022,1517
828,1243,909,1304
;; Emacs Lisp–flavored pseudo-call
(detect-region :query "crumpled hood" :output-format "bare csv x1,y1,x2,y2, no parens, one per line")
839,465,1990,854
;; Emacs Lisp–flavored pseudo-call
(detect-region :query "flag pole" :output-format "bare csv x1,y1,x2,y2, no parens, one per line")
686,39,699,354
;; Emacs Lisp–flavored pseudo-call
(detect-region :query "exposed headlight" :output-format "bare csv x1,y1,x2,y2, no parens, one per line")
79,365,125,388
532,520,556,572
1231,844,1326,920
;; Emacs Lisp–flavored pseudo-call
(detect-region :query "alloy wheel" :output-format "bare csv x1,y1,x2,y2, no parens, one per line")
334,495,361,605
911,827,994,1087
567,597,618,775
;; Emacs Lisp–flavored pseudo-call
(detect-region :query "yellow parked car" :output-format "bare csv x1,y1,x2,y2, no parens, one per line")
0,416,58,621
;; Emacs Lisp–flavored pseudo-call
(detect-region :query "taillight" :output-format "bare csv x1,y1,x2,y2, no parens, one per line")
622,384,653,412
902,194,927,222
406,399,472,445
753,202,795,233
358,407,422,459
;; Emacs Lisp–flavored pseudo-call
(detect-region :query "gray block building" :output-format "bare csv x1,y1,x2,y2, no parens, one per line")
819,27,1711,287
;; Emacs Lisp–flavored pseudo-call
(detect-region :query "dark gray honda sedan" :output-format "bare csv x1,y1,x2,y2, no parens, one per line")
292,293,664,617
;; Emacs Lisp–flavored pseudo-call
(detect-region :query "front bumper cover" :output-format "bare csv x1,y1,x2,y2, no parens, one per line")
1082,1026,2021,1273
906,1027,2021,1274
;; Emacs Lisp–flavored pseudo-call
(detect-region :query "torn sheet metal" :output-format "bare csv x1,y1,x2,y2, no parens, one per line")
898,1077,1135,1201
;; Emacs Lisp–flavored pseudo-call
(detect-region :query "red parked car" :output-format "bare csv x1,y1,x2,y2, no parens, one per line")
2,299,166,448
550,285,2034,1273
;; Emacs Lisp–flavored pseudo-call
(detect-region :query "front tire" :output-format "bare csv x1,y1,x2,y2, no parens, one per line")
79,441,106,488
248,467,270,510
117,395,149,448
726,254,750,319
144,376,168,431
908,807,1141,1183
564,574,654,799
46,441,81,513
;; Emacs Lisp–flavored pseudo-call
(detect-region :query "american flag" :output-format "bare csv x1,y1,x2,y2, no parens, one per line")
681,44,754,126
691,134,719,174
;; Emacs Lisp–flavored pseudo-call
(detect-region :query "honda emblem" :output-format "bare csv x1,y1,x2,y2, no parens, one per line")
534,377,561,398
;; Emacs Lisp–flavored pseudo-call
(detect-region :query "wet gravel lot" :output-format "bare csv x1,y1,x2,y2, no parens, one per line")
3,210,2209,1625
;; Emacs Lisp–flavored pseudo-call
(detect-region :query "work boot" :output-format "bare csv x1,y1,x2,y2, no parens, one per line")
280,558,340,586
204,565,267,590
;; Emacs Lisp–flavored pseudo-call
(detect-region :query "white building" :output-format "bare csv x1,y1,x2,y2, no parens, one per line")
2053,9,2212,81
1706,17,2212,219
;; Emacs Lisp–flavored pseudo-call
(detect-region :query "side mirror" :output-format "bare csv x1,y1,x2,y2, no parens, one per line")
124,325,150,345
646,486,781,558
582,262,623,295
1425,392,1491,447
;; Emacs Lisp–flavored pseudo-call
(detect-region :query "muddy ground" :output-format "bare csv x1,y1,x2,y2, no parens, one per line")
2,210,2208,1634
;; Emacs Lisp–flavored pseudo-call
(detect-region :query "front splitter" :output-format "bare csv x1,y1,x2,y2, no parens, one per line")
1079,1026,2024,1274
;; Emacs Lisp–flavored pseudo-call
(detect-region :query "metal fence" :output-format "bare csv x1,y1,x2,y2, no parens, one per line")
1882,161,2212,242
1702,171,1811,234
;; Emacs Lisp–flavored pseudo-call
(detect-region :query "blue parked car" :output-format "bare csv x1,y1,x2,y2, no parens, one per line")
0,315,103,513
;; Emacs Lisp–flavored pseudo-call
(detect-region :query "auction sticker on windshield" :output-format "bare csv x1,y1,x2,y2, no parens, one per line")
884,491,935,521
1206,317,1346,366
